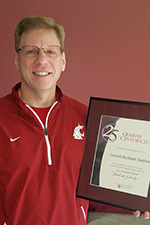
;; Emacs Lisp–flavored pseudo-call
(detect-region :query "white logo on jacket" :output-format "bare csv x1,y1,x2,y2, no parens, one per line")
10,136,21,142
73,124,84,140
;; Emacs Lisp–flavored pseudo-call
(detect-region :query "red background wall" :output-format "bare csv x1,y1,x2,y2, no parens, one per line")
1,0,150,106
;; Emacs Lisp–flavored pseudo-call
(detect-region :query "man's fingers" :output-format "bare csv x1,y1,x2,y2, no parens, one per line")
142,211,150,220
133,210,141,218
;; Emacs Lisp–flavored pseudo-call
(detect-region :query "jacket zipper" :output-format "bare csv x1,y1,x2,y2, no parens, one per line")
26,101,58,165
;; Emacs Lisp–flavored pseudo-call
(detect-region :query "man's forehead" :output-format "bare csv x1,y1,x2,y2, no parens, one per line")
19,28,60,45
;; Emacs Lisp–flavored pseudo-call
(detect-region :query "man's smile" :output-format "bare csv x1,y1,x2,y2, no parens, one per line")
33,72,51,76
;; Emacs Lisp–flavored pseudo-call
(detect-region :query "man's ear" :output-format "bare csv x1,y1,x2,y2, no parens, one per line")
61,52,66,72
15,52,19,71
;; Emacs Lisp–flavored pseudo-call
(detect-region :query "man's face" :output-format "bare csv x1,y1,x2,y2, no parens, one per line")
15,28,66,95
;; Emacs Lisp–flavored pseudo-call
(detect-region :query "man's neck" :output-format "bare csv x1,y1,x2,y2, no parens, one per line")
18,86,56,108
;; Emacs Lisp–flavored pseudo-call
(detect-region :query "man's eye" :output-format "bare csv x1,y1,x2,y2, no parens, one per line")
26,50,34,54
47,50,55,54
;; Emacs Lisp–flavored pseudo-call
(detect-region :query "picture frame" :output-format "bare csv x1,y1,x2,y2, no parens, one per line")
77,97,150,212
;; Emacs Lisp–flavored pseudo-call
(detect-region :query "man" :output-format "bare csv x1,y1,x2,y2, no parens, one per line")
0,16,88,224
0,16,149,225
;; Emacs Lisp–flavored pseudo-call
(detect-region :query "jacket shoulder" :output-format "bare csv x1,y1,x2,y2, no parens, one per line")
61,95,88,115
0,94,15,114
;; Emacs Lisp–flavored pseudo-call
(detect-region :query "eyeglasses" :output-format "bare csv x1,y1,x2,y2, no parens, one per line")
17,45,63,58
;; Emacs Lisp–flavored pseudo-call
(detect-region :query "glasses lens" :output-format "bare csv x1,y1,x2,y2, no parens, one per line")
46,46,61,57
22,46,38,57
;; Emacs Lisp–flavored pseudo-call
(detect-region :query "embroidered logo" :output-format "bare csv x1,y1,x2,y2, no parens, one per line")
10,136,21,142
73,124,84,140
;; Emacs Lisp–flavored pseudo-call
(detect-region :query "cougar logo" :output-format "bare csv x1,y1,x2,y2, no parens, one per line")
73,124,84,140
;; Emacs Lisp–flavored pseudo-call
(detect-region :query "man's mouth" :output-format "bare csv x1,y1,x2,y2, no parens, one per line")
33,72,51,76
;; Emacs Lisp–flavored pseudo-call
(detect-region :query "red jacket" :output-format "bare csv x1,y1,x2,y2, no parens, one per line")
0,83,89,225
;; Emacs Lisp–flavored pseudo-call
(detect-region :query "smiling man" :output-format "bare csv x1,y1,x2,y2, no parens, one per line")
0,16,89,225
15,24,66,107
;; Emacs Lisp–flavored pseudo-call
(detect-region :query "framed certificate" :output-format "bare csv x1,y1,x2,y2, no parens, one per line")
77,97,150,212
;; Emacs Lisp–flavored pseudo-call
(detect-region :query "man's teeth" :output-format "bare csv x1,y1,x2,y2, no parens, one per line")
34,72,49,76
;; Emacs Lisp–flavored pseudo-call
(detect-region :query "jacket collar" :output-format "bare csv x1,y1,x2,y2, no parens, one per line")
11,82,63,107
10,82,63,126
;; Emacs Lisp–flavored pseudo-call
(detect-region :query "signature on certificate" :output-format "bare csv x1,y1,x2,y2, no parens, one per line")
112,171,138,181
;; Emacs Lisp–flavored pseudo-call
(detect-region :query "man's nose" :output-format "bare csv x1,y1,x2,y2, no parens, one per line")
35,49,48,64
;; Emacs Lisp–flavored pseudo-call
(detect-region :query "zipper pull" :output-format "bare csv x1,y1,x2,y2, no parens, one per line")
44,127,48,135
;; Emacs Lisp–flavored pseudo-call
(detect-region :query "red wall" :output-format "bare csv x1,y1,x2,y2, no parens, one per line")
1,0,150,106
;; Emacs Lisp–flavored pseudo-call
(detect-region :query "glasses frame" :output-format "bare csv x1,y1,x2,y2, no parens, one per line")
16,45,63,58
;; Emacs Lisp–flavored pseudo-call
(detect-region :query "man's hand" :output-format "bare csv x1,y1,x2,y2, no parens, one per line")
134,210,150,219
